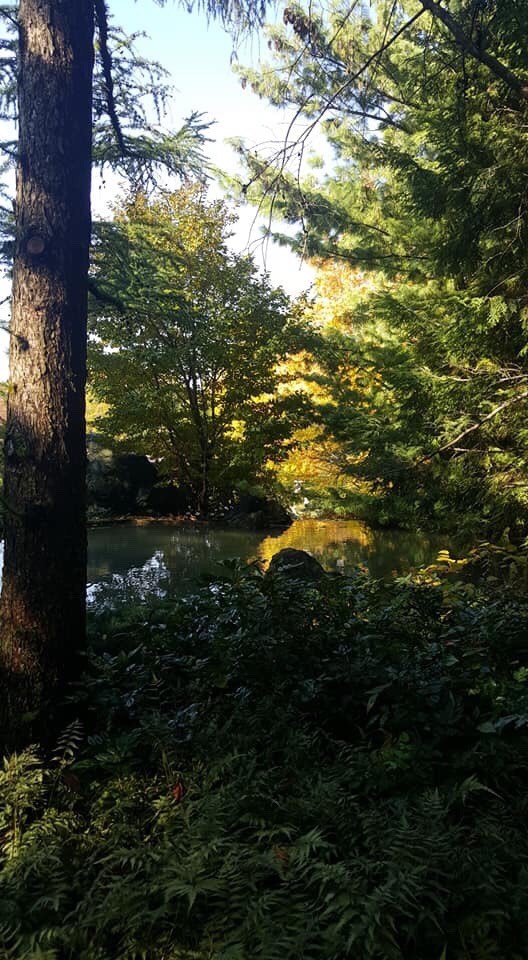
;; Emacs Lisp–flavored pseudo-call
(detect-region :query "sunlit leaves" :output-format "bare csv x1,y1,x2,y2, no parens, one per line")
89,185,307,511
227,0,528,532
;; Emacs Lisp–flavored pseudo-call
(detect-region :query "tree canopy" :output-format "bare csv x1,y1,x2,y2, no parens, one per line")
229,0,528,533
89,186,308,514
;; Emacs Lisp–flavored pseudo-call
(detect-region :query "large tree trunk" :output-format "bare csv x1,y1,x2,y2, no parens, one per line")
0,0,94,749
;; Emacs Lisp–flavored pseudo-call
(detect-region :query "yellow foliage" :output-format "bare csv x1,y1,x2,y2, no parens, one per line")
305,261,382,332
113,183,236,265
226,419,246,441
275,426,369,494
276,351,334,405
257,518,375,567
86,388,109,432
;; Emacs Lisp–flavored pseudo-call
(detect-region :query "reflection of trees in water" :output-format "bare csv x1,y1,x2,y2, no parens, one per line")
86,520,455,606
87,522,271,605
88,527,158,577
88,522,267,579
87,550,169,608
258,520,453,579
258,520,374,570
159,527,266,575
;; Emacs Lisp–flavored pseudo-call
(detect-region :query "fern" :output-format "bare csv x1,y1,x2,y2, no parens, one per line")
3,571,528,957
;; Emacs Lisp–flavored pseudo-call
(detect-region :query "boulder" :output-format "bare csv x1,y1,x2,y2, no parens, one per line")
265,548,326,582
87,449,158,514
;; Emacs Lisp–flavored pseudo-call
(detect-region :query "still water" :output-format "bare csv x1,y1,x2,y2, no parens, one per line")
87,519,455,605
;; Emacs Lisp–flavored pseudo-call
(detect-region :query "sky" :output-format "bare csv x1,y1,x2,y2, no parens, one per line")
97,0,316,290
0,0,318,379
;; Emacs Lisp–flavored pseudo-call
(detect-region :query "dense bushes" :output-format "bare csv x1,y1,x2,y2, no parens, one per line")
2,567,528,958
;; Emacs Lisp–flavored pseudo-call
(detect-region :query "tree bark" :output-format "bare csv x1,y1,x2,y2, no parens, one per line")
0,0,94,749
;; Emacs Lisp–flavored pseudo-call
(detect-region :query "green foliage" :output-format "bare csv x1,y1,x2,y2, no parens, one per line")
0,5,210,193
229,0,528,534
89,185,310,513
303,274,528,532
3,567,528,957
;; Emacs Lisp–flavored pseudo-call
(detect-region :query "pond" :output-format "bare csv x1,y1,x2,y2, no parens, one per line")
87,519,457,606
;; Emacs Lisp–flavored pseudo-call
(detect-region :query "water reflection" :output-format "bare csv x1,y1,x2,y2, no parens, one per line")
87,519,454,606
258,520,452,580
87,548,171,607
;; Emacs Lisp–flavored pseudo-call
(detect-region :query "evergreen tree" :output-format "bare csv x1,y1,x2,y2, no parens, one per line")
232,0,528,532
0,0,269,749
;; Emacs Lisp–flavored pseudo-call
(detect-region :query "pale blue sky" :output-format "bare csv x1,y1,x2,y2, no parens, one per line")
96,0,315,291
0,1,315,378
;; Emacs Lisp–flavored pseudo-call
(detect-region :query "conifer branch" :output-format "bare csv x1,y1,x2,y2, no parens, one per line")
418,0,528,101
434,389,528,458
94,0,127,156
241,7,427,197
88,277,125,311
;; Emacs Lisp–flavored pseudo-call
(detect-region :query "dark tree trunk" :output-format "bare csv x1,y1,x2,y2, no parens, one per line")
0,0,94,749
198,452,210,518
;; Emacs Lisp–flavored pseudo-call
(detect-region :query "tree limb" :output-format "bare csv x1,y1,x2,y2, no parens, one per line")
418,0,528,101
436,389,528,456
93,0,127,155
88,277,125,311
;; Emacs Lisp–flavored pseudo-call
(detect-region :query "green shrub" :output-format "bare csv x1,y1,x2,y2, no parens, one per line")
2,567,528,958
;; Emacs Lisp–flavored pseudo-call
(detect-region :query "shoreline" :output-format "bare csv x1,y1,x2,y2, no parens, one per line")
87,514,293,530
88,514,209,528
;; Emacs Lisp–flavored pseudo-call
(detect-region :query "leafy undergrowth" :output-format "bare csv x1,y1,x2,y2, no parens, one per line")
3,564,528,959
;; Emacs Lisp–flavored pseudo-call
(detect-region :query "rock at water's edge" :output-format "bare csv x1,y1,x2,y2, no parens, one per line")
265,548,326,581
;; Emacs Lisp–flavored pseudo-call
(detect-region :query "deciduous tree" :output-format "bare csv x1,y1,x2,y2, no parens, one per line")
90,187,305,514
